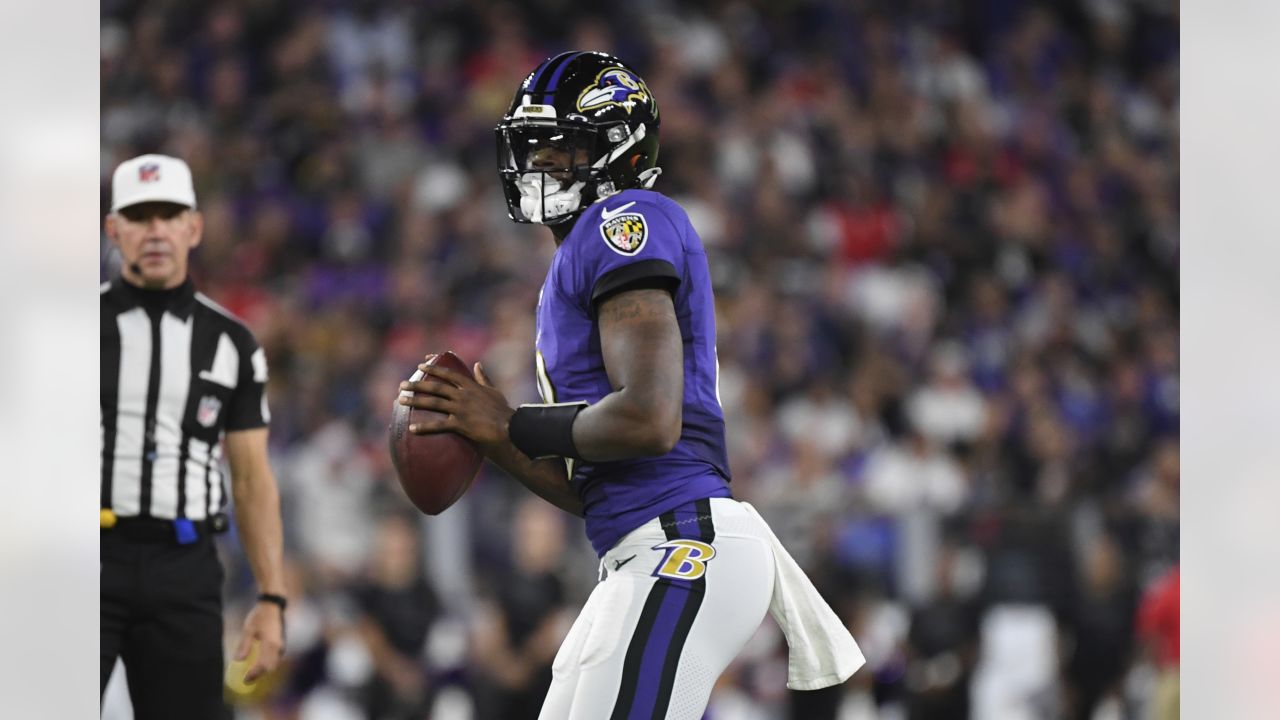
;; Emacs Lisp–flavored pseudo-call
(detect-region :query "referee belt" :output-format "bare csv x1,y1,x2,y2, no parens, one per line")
102,513,229,544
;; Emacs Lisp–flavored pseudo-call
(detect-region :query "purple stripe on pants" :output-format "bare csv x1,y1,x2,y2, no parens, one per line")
628,581,695,719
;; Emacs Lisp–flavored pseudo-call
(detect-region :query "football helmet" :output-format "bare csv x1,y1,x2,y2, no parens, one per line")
496,51,661,225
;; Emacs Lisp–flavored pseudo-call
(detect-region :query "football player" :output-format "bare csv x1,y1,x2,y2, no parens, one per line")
399,51,862,719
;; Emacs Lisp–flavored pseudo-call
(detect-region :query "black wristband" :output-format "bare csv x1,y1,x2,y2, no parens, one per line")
257,592,287,612
509,402,587,459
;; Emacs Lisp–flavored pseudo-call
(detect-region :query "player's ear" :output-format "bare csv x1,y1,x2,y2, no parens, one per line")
187,209,204,250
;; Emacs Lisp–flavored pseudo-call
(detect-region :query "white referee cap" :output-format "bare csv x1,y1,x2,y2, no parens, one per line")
111,154,198,212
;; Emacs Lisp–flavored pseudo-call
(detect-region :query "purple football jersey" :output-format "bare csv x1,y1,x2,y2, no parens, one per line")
534,189,732,556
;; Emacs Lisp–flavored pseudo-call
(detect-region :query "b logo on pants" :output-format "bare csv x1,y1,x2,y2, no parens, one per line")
652,539,716,580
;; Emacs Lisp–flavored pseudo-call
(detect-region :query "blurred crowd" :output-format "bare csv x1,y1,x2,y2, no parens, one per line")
100,0,1179,718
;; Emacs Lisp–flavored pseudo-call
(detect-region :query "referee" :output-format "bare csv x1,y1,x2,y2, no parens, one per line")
101,154,286,719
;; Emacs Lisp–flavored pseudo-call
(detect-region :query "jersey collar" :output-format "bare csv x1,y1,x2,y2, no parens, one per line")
109,276,198,320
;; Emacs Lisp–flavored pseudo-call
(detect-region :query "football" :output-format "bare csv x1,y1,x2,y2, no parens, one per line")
388,351,483,515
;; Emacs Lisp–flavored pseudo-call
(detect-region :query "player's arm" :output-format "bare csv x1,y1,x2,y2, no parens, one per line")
570,285,682,460
479,432,584,516
404,280,683,503
225,427,286,680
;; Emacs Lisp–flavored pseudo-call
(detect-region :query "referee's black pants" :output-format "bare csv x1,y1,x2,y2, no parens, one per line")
101,526,230,719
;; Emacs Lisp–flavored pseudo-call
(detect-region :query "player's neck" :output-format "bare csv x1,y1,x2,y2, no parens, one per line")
549,216,579,246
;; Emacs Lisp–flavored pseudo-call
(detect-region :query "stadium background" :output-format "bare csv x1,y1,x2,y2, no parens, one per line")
99,0,1179,718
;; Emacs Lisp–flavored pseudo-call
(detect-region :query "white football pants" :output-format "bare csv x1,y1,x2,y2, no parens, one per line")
539,497,776,720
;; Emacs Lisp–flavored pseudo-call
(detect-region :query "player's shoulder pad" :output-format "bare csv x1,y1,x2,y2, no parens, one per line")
581,189,683,258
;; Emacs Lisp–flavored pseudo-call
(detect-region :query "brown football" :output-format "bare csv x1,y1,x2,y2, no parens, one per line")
388,351,483,515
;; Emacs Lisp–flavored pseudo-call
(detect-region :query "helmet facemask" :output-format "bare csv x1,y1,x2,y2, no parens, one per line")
496,112,658,224
497,121,600,224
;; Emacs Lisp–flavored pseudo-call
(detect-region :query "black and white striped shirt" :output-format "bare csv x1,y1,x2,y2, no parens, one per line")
100,277,269,521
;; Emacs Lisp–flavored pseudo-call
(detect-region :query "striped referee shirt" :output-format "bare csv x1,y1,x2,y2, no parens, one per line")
101,277,269,521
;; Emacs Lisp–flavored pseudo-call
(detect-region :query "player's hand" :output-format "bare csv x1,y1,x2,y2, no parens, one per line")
235,602,285,683
400,360,514,452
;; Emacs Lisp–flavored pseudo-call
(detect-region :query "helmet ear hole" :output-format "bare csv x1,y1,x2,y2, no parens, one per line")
630,154,641,168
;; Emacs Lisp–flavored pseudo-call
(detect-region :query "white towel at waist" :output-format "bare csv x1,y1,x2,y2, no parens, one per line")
740,501,866,690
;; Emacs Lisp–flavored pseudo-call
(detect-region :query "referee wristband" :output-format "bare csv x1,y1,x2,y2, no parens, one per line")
257,593,288,612
509,402,587,460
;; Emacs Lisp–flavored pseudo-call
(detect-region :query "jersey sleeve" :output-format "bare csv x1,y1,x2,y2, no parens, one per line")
566,197,685,310
225,329,270,431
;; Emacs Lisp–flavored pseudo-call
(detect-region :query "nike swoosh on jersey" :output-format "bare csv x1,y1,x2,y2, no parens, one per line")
613,554,638,571
600,201,637,220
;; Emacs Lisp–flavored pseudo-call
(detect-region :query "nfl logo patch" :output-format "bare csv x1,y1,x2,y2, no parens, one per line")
138,163,161,183
599,213,648,256
196,395,222,427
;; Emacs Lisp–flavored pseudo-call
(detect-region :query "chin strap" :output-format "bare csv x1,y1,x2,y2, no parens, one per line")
517,173,586,223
